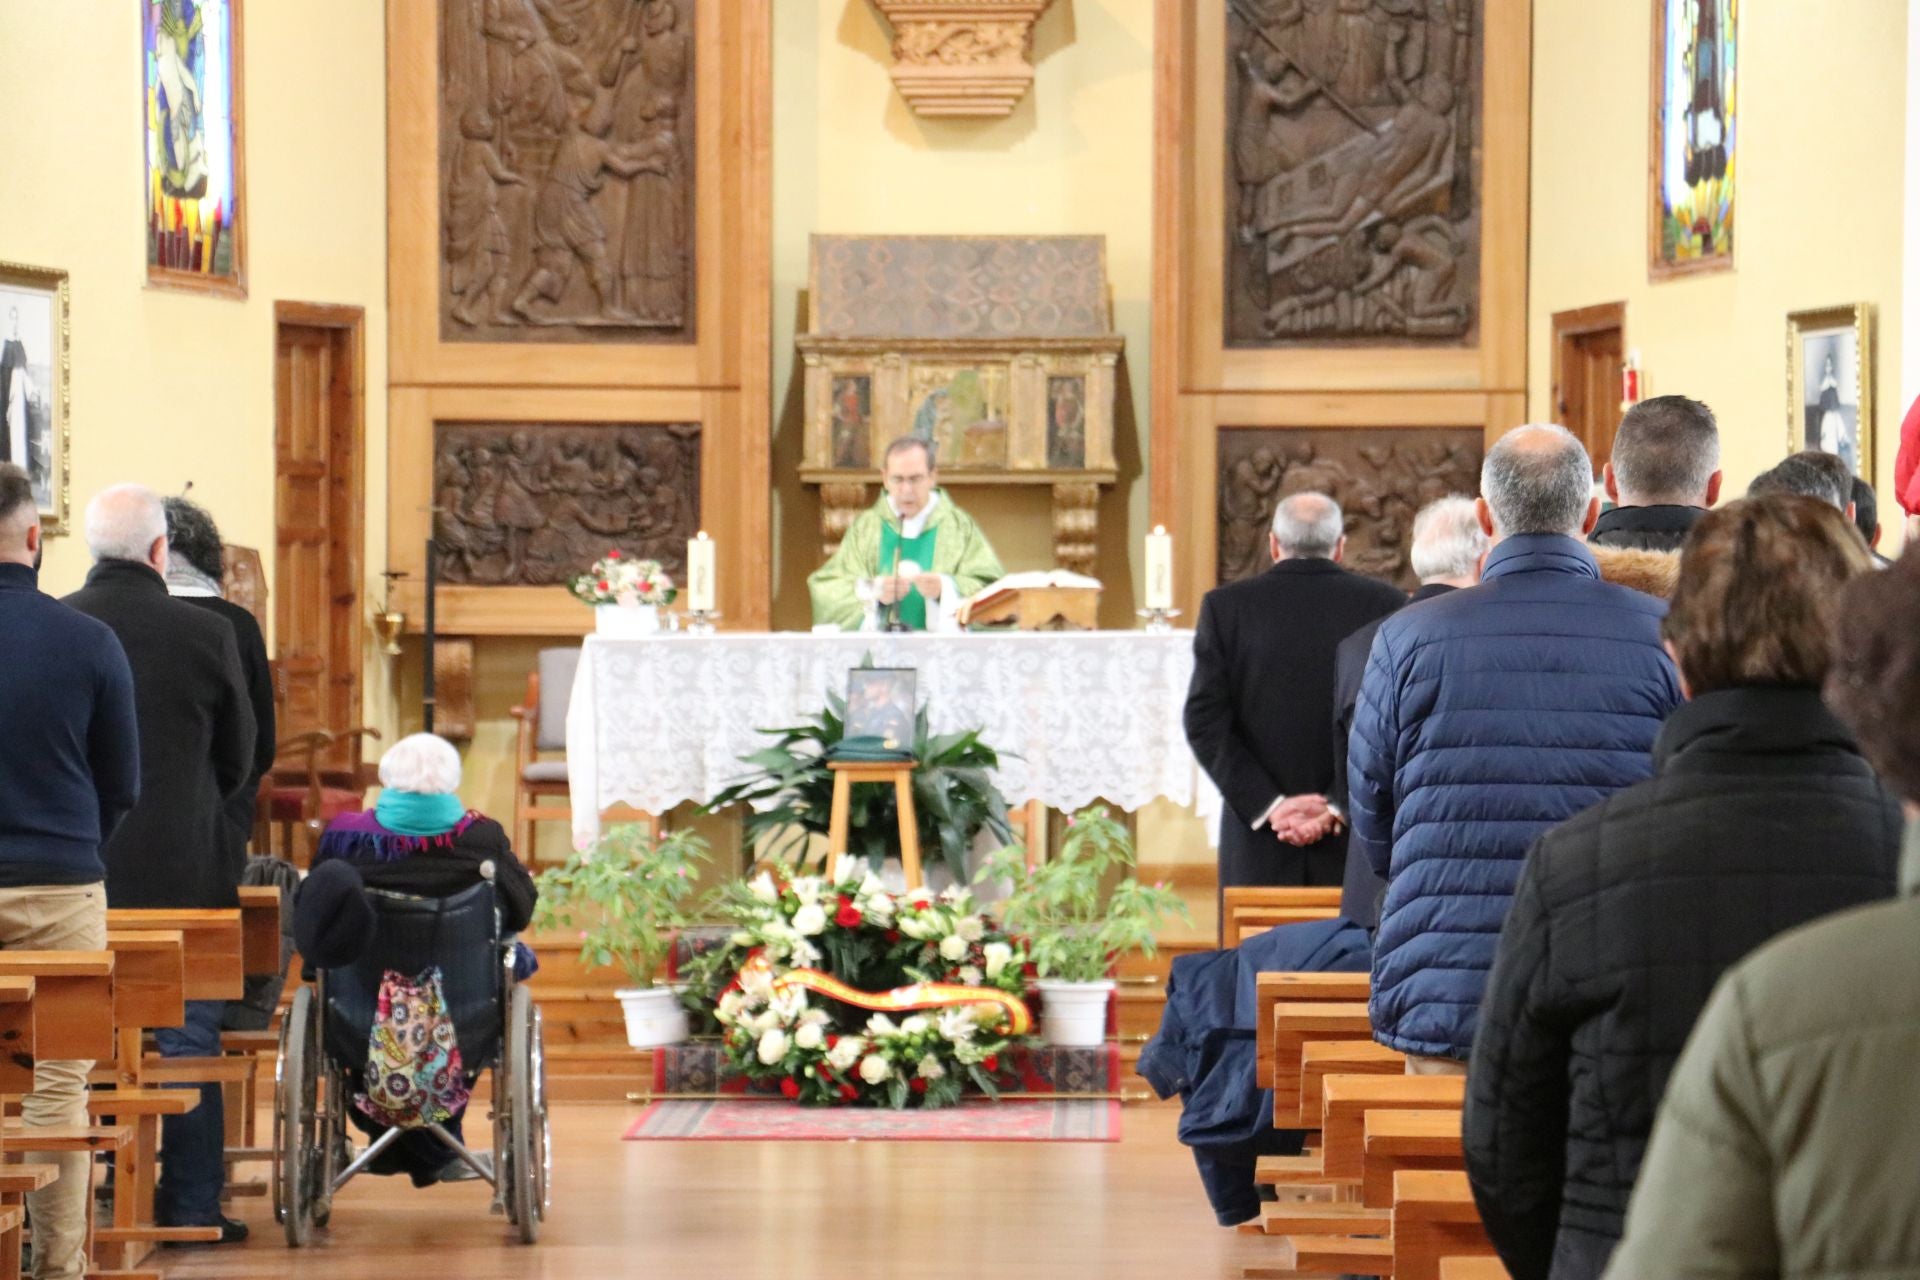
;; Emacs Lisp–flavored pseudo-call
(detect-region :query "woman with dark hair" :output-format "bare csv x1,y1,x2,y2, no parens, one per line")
1605,544,1920,1279
1463,494,1901,1280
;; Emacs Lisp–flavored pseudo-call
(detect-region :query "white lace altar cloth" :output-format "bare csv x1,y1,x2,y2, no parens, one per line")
566,631,1222,848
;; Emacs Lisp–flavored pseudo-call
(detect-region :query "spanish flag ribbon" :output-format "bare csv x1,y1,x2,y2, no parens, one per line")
745,953,1031,1036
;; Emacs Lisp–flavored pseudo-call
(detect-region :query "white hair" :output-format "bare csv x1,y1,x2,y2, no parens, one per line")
84,484,169,563
1408,495,1488,581
1270,491,1344,558
378,733,464,795
1481,424,1593,537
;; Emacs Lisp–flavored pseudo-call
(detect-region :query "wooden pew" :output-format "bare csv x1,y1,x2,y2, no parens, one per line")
1254,972,1372,1081
1298,1038,1405,1127
236,885,283,978
1440,1257,1511,1280
1321,1074,1466,1183
1223,886,1344,946
0,977,35,1095
104,909,243,1004
1393,1170,1496,1280
0,954,113,1063
1269,1002,1373,1126
1363,1108,1464,1208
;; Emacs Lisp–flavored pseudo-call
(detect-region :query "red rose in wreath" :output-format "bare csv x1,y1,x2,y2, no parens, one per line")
834,895,863,929
780,1077,801,1100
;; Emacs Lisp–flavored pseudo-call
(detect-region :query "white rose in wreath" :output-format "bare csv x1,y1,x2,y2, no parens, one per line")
749,872,778,903
792,902,829,936
956,915,986,943
982,942,1014,980
917,1054,946,1080
938,934,969,963
827,1036,865,1072
859,1054,893,1085
794,1023,825,1052
757,1028,790,1065
958,965,983,987
901,1015,930,1036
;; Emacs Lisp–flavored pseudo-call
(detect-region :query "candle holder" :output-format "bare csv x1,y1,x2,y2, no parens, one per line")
683,608,722,636
1136,606,1182,634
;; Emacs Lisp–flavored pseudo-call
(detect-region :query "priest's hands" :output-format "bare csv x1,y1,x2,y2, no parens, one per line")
873,575,944,604
912,574,944,601
1268,794,1342,846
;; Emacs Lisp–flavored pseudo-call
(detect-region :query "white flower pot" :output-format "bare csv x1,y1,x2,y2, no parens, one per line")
1035,979,1114,1048
616,986,688,1049
596,604,661,638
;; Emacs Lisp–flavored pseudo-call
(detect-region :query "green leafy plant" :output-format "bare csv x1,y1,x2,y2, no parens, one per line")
531,825,710,988
704,688,1013,884
981,805,1187,984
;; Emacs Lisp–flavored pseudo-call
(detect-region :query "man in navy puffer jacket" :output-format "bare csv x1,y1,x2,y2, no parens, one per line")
1348,425,1680,1067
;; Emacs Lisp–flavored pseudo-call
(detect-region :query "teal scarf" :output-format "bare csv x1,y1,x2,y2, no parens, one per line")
375,791,467,837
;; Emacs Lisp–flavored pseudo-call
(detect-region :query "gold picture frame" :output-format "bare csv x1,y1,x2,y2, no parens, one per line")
0,260,72,534
1786,303,1874,479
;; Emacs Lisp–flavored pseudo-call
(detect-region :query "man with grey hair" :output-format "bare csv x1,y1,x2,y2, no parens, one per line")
1184,491,1405,935
1591,395,1723,552
0,465,139,1280
1327,495,1487,931
62,483,255,1242
1349,426,1679,1071
1749,450,1854,517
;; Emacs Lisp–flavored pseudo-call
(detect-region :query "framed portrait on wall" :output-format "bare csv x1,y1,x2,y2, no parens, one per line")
144,0,247,297
0,262,71,534
1650,0,1737,279
1787,304,1874,480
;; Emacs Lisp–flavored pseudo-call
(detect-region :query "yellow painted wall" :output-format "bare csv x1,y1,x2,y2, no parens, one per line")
1530,0,1908,539
0,1,394,727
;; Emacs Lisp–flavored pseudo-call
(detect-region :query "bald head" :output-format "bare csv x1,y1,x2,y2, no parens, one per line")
84,484,169,573
1270,491,1344,561
1479,424,1598,540
0,464,38,567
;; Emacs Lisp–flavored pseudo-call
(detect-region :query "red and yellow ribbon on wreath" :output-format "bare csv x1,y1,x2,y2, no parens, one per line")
740,952,1031,1036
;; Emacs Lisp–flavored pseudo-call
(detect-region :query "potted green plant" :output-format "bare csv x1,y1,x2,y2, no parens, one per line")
704,687,1012,885
532,824,710,1048
981,805,1187,1047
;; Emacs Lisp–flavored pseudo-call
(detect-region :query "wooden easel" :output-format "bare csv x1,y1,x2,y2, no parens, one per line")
825,761,923,889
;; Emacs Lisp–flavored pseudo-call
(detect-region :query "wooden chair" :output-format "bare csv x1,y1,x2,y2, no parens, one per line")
256,727,381,865
512,648,661,862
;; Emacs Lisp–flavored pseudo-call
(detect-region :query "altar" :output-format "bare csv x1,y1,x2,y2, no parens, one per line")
565,630,1221,849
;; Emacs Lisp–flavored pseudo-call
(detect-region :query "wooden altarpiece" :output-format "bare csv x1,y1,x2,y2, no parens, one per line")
797,235,1122,576
385,0,772,636
1151,0,1532,609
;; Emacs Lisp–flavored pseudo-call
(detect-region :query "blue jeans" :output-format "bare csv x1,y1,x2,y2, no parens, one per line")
154,1000,227,1226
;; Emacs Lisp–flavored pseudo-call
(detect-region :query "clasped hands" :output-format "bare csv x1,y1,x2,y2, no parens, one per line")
1268,794,1342,846
873,574,944,605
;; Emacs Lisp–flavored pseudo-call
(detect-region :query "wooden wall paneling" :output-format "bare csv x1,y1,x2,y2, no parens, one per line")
1478,0,1534,392
1147,0,1191,530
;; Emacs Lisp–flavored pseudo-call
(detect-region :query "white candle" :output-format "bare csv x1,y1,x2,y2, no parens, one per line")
1145,525,1173,611
687,531,716,612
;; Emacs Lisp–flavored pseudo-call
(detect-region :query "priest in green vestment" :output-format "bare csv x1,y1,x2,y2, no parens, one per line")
808,437,1006,632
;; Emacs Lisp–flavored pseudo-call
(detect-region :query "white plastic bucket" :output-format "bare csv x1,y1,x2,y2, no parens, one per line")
616,986,689,1049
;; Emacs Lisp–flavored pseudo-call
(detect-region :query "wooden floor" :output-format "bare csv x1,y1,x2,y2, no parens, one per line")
161,1102,1266,1279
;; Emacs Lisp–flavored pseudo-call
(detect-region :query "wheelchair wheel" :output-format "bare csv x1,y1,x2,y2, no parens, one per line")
276,985,327,1247
503,983,541,1244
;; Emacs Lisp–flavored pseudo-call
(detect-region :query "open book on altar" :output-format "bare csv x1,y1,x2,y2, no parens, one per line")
959,571,1103,631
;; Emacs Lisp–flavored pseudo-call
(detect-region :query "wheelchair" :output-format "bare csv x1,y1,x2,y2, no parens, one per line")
272,880,549,1245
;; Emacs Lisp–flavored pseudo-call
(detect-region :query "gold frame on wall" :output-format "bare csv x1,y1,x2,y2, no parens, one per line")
1785,303,1874,479
1647,0,1737,281
143,0,248,298
0,260,72,535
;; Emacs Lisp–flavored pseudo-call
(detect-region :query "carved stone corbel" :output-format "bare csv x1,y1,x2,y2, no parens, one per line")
1050,481,1099,578
869,0,1055,118
820,482,874,560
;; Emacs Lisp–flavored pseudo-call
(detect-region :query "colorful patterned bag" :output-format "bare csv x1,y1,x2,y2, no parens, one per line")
355,966,470,1129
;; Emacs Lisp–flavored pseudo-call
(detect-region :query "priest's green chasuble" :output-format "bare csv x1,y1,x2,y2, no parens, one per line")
807,492,1006,631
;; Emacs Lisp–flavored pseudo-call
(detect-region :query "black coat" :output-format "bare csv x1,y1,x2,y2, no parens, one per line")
64,560,256,909
311,815,538,936
1462,687,1902,1280
1329,582,1457,928
1585,504,1705,553
175,594,276,844
1184,558,1405,899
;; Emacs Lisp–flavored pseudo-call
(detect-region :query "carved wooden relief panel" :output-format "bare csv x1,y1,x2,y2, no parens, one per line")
433,422,701,584
1217,427,1482,588
438,0,695,343
1225,0,1481,347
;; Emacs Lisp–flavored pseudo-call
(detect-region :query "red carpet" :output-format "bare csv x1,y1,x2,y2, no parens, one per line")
624,1098,1121,1142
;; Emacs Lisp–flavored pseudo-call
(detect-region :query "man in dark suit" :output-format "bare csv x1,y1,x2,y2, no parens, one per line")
162,497,276,856
1184,491,1405,937
63,483,254,1244
1328,496,1485,930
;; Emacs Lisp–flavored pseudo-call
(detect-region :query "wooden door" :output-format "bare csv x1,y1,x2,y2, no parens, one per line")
1551,303,1628,474
274,303,365,766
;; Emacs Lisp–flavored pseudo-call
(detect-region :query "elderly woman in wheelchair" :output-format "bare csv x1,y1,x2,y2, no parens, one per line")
279,734,548,1245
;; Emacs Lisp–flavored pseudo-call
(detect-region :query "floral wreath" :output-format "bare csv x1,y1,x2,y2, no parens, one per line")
708,861,1031,1108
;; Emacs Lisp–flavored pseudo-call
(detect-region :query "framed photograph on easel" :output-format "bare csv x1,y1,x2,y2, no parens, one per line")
845,668,917,751
1787,304,1874,479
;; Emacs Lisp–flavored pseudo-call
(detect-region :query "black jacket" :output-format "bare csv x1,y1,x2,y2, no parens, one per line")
64,560,256,909
0,563,141,886
1585,503,1705,553
311,815,537,936
175,594,276,840
1462,687,1901,1280
1184,559,1405,897
1329,582,1457,928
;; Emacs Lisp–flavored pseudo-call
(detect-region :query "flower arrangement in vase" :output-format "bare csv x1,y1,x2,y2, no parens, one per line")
531,825,709,1048
981,806,1187,1047
569,549,676,636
